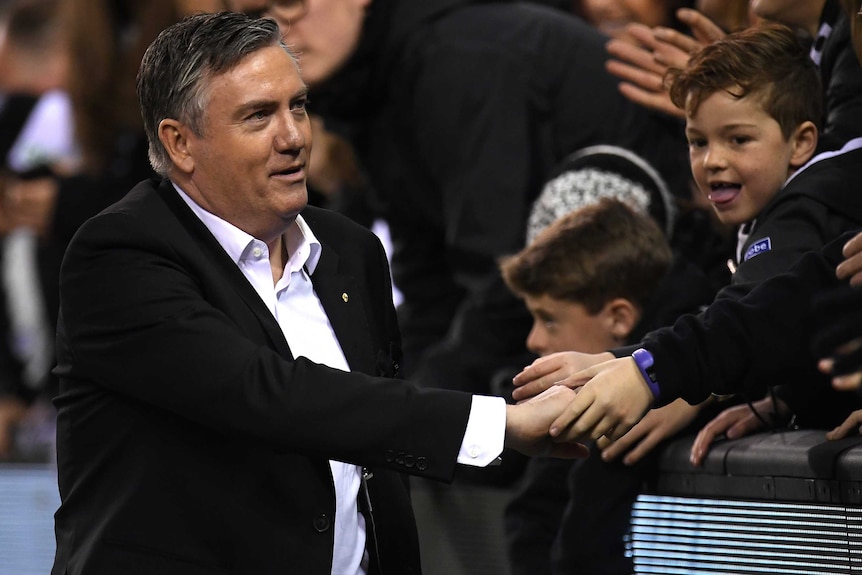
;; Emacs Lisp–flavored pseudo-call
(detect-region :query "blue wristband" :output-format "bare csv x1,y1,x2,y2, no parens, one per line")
632,348,660,399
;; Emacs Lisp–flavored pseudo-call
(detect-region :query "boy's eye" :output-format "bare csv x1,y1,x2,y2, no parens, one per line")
731,135,752,145
687,138,706,148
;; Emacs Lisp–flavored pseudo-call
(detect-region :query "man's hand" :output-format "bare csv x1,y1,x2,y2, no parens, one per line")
511,351,613,402
505,385,589,458
689,396,788,466
546,357,655,443
597,398,702,466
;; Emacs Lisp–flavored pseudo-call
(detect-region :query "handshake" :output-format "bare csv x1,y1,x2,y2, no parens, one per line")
503,351,656,459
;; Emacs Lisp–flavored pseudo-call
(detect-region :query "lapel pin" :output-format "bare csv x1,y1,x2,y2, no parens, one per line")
342,292,349,303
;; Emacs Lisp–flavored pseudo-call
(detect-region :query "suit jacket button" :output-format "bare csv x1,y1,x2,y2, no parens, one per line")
313,514,330,532
416,457,427,471
403,454,415,468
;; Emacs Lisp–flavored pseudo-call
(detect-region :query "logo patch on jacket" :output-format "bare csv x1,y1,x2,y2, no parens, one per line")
744,237,771,261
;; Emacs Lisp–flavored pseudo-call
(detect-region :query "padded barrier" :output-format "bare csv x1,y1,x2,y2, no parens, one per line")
631,430,862,574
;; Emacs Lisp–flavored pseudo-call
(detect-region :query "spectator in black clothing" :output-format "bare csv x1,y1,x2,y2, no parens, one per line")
659,22,862,465
226,0,691,399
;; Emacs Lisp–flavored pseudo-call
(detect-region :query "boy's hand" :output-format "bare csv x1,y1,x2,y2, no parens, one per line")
597,398,701,465
511,351,613,402
689,396,788,466
547,357,654,443
827,409,862,440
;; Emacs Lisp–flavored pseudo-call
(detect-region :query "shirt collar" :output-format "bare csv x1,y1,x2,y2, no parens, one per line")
171,181,322,274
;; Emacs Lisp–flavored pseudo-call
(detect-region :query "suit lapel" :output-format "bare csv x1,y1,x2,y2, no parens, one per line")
310,242,376,376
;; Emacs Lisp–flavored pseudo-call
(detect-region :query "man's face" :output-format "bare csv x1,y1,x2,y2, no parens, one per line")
685,90,800,226
227,0,369,87
523,294,622,357
179,45,312,242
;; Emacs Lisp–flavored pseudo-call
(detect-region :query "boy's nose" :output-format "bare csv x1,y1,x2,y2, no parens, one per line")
526,326,547,357
702,146,726,170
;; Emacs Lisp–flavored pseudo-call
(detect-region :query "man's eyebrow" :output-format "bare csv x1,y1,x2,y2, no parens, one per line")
235,98,277,115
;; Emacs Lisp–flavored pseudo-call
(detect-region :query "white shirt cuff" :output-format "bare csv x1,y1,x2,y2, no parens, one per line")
457,395,506,467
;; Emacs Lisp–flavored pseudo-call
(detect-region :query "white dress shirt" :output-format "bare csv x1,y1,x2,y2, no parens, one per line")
173,184,505,574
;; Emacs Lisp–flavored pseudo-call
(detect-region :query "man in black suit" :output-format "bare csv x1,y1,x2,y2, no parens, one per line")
50,12,585,575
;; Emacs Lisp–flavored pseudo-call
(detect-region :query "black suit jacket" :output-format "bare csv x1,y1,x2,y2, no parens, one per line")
52,177,473,575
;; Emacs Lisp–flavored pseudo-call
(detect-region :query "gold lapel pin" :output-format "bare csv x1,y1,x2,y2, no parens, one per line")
342,292,349,303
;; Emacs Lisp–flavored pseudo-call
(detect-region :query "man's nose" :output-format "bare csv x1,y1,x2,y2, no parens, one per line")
274,115,306,152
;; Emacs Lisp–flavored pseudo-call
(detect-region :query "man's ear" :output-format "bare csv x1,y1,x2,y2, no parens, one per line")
602,298,640,342
789,120,818,169
158,118,195,174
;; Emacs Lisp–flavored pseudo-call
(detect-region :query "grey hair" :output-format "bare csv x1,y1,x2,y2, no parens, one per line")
136,12,298,175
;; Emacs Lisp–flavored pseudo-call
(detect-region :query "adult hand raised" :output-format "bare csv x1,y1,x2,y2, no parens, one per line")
605,9,727,119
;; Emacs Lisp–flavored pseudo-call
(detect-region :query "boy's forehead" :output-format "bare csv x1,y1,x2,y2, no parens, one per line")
684,86,767,122
524,293,585,315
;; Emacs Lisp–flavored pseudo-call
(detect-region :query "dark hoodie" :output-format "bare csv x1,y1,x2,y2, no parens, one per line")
719,139,862,423
614,143,862,420
310,0,690,393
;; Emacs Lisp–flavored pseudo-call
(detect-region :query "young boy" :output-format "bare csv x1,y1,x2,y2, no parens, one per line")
665,21,862,464
501,196,716,575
